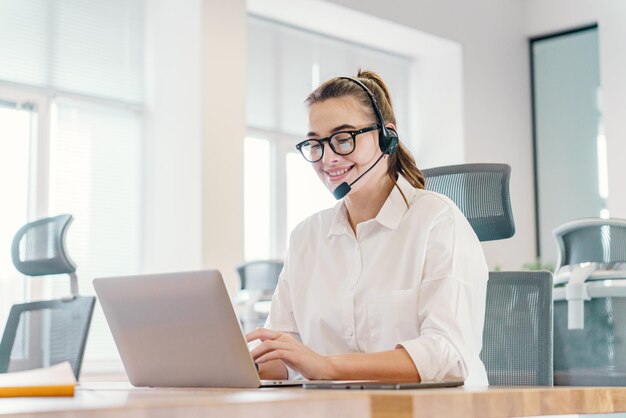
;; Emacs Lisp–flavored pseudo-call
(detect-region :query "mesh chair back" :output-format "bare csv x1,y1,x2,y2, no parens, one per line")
11,214,76,276
422,163,515,241
553,296,626,385
237,260,284,291
553,218,626,271
0,296,95,379
481,271,553,386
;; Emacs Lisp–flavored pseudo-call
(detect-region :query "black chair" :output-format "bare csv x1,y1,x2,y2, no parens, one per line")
424,163,553,386
0,214,95,379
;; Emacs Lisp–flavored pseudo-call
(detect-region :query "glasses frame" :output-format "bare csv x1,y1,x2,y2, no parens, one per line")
295,123,381,163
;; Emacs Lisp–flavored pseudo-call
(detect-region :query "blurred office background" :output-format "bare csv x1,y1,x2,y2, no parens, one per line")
1,0,625,376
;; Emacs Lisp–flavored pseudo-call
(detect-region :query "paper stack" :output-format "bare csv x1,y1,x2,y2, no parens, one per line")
0,361,76,397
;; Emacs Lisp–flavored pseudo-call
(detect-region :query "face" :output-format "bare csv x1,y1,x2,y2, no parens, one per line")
305,96,384,195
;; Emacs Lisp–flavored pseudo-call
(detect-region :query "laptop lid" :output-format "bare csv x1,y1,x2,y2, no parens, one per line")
93,270,264,388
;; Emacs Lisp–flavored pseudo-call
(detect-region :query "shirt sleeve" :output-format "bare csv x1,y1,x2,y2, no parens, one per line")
397,204,488,383
263,250,304,380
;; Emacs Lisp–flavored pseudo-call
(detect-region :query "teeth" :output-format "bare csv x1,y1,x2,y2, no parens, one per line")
328,167,350,176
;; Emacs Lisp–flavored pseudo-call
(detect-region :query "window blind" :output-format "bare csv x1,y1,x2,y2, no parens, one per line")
49,100,142,363
246,15,411,136
0,0,144,103
0,0,145,368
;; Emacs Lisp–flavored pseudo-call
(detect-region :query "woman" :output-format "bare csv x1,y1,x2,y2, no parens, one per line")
246,70,489,385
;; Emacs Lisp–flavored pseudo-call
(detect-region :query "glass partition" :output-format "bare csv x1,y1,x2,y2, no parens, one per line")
531,25,605,265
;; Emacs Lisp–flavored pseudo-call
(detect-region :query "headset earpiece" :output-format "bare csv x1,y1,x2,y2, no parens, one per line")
381,128,399,155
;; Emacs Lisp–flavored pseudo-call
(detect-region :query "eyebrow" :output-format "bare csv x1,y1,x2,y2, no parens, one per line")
307,124,357,138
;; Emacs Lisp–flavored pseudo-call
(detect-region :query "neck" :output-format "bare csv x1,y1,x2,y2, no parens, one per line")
344,173,395,233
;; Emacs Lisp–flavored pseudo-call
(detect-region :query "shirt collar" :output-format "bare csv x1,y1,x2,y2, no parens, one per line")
327,201,352,237
327,175,417,237
375,175,416,230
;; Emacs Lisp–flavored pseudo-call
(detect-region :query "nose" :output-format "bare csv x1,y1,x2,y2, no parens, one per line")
321,141,341,165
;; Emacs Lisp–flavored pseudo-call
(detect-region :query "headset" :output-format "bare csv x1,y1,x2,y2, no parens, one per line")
339,76,399,155
330,77,400,199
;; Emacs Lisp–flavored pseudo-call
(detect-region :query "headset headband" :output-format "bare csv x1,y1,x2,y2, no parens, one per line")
339,76,397,155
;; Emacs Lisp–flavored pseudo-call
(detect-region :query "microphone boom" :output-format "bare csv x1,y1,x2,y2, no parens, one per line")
332,152,386,200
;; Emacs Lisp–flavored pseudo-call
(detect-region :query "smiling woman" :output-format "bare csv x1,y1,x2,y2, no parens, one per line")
246,70,490,385
244,15,414,260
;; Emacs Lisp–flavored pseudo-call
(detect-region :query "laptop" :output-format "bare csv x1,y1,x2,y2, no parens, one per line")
93,270,303,388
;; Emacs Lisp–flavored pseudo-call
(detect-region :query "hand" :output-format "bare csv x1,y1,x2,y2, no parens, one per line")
246,328,335,380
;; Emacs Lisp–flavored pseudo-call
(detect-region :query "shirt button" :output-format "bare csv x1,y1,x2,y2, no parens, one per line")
347,329,353,336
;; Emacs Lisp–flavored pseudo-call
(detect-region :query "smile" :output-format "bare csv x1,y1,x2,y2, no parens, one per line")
328,167,352,176
324,165,354,181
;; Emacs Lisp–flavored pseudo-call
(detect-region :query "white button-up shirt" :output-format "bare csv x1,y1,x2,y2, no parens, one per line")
266,175,489,385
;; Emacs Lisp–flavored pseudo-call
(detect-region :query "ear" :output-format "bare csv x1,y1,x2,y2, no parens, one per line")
385,123,398,135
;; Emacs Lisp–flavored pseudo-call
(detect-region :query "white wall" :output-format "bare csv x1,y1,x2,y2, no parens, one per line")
324,0,535,270
201,0,246,295
524,0,626,221
144,0,203,273
144,0,246,295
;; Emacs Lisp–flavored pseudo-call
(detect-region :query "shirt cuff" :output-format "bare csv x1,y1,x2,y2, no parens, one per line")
397,335,465,382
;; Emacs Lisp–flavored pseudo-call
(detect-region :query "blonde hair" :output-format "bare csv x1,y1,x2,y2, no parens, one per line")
305,69,425,191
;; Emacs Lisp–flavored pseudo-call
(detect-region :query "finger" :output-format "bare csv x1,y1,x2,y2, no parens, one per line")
250,340,290,360
256,348,294,365
245,328,281,342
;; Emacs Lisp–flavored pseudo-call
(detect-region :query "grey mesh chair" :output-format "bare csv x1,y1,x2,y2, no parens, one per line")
422,163,515,241
552,218,626,385
0,214,95,379
237,259,284,292
553,218,626,272
236,260,283,332
481,271,553,386
424,163,553,386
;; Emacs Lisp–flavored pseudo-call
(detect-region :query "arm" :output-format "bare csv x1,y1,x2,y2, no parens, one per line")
249,204,487,382
248,328,420,381
397,203,488,382
326,347,419,381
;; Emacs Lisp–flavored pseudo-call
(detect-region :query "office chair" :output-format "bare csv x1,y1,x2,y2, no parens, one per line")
236,260,284,332
552,218,626,385
424,163,553,386
553,218,626,272
421,163,515,241
0,214,96,379
481,271,553,386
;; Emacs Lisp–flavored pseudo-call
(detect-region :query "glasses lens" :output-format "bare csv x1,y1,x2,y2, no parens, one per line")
330,132,354,155
300,140,323,162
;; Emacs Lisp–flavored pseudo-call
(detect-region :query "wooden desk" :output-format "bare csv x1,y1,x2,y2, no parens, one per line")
2,384,626,418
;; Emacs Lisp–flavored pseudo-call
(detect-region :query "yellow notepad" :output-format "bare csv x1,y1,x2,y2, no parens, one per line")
0,361,76,397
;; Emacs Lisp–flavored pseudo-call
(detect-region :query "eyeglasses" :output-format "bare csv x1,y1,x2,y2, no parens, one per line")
295,124,381,163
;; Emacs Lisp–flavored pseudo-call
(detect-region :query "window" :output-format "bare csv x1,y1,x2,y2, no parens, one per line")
0,0,145,372
243,137,272,260
0,98,35,326
245,15,411,259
